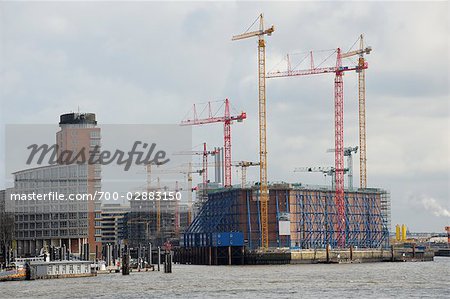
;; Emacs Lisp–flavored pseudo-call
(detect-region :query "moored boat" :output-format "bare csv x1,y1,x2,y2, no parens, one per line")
0,267,26,281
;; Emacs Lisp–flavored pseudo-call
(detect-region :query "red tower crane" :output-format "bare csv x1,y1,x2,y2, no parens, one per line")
267,47,369,247
181,99,246,187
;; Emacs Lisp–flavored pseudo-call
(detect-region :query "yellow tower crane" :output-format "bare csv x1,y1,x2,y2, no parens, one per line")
341,34,371,188
232,14,274,249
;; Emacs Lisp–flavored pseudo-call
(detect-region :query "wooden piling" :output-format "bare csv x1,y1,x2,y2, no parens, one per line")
326,244,330,263
209,247,212,265
157,247,161,271
122,245,130,275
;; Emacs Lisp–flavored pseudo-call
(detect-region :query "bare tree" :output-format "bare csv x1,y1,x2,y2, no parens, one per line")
0,211,14,267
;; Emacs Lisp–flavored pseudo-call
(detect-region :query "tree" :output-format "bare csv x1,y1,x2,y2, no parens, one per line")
0,211,15,267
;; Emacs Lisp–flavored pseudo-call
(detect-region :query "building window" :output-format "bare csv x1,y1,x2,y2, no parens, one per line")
90,139,100,147
90,131,100,138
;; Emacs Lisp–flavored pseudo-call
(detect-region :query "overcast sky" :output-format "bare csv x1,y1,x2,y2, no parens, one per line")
0,1,448,232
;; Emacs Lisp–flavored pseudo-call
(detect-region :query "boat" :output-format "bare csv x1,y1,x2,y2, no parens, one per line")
0,266,26,282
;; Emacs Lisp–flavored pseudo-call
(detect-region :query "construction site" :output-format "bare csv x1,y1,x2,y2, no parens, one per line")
126,14,435,265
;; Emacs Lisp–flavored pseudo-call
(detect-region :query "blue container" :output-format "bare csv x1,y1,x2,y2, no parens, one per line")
202,232,245,247
217,233,229,246
229,232,244,246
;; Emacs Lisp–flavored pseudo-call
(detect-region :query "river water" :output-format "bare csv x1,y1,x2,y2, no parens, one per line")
2,257,449,298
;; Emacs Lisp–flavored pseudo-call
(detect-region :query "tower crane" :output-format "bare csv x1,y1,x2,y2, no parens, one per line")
232,161,260,187
174,180,180,237
181,99,246,188
294,166,349,189
146,164,202,234
267,42,370,247
341,35,371,189
232,14,274,250
184,162,203,224
327,146,358,190
174,143,219,203
156,176,161,234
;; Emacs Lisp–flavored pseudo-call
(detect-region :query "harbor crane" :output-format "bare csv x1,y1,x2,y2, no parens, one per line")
267,39,371,247
232,14,274,249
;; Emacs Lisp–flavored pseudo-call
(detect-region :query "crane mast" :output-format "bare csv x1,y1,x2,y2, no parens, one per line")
187,162,193,224
341,35,372,189
174,180,180,237
233,14,274,250
334,48,346,247
258,23,270,251
156,177,161,234
358,35,368,189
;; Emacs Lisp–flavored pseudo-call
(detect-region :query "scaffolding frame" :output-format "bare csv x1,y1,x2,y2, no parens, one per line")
290,189,389,249
185,187,389,250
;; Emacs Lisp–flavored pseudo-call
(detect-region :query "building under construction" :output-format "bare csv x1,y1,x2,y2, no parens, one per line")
127,199,190,247
182,183,390,251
